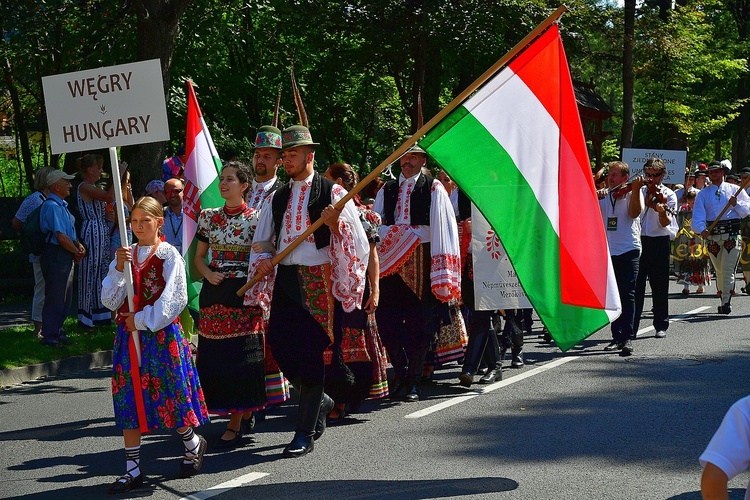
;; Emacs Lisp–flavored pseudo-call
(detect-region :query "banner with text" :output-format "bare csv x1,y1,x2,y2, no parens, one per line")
42,59,170,154
472,205,531,310
621,148,687,185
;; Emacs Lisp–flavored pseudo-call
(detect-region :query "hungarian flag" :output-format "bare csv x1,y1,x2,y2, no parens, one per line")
182,81,223,314
420,25,620,351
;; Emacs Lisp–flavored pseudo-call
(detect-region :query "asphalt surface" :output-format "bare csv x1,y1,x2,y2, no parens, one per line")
2,279,750,499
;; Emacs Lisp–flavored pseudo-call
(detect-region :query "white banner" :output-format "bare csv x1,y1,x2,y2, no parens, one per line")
621,148,687,185
42,59,170,154
471,205,531,310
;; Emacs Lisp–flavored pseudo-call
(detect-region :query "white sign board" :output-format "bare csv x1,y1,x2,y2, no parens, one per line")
471,205,531,310
42,59,169,154
621,148,687,185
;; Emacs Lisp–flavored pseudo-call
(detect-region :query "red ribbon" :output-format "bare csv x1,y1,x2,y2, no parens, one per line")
128,333,150,434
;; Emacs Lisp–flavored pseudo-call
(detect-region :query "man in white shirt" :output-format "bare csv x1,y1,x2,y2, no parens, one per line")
598,161,643,356
249,125,369,458
633,158,678,339
693,160,750,314
372,144,461,400
247,125,284,211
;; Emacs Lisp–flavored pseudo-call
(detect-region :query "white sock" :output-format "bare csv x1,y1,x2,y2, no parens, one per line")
178,427,201,464
123,445,141,480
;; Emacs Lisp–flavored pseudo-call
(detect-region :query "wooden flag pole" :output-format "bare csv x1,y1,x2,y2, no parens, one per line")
109,147,142,367
237,5,568,297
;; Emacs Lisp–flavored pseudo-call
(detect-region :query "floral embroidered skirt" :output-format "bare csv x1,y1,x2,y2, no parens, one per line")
111,322,209,431
196,277,267,415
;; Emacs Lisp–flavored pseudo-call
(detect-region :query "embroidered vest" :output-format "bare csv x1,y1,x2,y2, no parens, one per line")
116,251,177,329
382,173,433,226
271,172,334,250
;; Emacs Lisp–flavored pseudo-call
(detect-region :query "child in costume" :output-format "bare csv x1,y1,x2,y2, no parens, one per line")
101,196,209,493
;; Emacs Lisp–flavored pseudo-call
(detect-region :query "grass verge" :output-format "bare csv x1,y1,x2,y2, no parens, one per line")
0,317,115,370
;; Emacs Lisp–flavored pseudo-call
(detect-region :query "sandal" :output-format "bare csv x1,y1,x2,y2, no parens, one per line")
107,471,144,494
179,434,207,478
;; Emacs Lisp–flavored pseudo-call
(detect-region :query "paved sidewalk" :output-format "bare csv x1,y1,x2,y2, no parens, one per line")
0,301,113,388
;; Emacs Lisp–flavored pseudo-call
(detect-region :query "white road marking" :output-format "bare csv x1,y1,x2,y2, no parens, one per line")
181,471,270,500
634,305,711,337
406,305,712,419
405,356,579,419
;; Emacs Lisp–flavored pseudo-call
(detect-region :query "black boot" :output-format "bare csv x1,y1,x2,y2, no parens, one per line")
283,384,323,458
314,393,334,440
461,311,495,388
479,322,503,383
511,346,524,368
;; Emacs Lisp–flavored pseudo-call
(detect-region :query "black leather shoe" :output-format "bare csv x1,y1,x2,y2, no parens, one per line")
719,304,732,314
511,355,524,368
479,369,502,384
282,432,314,458
458,372,473,388
240,413,255,435
213,428,241,450
314,394,334,440
403,384,420,402
179,434,207,478
107,473,144,494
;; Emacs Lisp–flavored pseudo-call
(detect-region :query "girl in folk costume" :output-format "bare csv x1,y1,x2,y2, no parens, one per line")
323,164,390,422
194,161,270,449
101,196,209,494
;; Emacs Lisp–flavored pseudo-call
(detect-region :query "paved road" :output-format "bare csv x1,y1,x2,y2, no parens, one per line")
2,280,750,499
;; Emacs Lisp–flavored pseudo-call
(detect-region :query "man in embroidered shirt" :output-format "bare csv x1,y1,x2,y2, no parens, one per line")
246,125,369,458
163,178,184,254
633,157,678,339
372,143,461,401
247,125,284,211
693,160,750,314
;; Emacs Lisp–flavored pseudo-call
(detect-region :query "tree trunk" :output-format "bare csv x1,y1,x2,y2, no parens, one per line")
3,58,35,192
621,0,636,150
122,0,192,194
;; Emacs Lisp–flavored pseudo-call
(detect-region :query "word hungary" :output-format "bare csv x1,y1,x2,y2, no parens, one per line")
59,70,151,145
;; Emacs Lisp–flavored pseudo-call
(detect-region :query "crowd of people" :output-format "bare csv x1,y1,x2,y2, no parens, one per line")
13,133,750,495
597,157,750,357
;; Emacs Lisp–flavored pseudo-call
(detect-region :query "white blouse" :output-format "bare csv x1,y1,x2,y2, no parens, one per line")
101,243,188,332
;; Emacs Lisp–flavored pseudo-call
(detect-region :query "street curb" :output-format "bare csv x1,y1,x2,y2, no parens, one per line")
0,350,113,388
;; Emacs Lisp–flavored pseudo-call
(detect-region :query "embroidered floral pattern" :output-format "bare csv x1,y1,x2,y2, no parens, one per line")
431,253,462,302
198,303,265,340
330,218,367,312
197,206,257,278
282,180,315,245
299,264,335,344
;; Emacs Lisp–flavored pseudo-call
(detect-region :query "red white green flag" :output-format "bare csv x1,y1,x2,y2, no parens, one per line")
420,25,620,351
182,81,223,313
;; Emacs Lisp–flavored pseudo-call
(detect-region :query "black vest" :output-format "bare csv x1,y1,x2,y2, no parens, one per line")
382,173,433,226
271,172,334,250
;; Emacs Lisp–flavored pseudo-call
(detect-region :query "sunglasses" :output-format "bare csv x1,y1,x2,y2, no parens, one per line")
165,188,183,194
644,172,663,178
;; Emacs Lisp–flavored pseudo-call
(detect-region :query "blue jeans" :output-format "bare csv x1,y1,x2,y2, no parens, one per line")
610,249,640,343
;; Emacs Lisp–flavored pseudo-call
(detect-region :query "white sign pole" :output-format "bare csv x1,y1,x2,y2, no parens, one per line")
109,147,141,367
